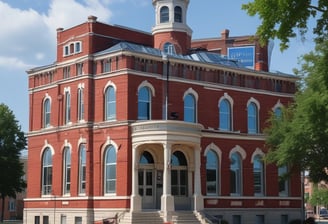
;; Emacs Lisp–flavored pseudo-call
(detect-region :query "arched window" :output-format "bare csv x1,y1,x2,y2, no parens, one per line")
43,98,51,128
64,91,71,124
219,99,231,131
104,145,116,194
171,151,187,196
79,144,86,194
248,102,258,133
174,6,182,22
278,165,289,196
63,147,71,195
160,6,169,23
78,87,84,121
138,86,151,120
253,155,264,195
206,149,219,195
139,151,154,164
184,94,196,123
274,107,282,118
163,42,176,55
105,86,116,120
230,152,242,195
42,147,52,195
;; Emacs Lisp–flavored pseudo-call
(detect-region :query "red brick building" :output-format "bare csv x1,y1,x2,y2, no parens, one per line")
25,0,301,223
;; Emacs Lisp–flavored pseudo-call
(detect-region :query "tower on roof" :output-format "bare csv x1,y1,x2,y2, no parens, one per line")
152,0,192,55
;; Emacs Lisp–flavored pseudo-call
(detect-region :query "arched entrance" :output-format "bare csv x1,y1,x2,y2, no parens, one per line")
138,151,162,210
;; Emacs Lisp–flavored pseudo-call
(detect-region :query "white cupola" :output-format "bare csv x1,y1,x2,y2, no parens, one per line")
152,0,193,54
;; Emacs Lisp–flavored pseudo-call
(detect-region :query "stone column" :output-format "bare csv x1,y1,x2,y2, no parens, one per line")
161,143,174,221
193,145,203,211
130,144,141,211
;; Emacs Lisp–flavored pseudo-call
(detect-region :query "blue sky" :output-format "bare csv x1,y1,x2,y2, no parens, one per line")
0,0,315,132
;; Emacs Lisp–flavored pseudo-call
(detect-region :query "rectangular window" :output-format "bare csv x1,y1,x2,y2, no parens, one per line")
43,216,49,224
34,216,40,224
76,63,83,76
65,92,71,124
75,42,81,53
278,166,289,196
103,59,111,73
75,217,82,224
8,199,15,211
281,215,288,224
63,66,70,79
64,46,69,56
256,215,265,224
78,88,84,121
232,215,241,224
61,215,67,224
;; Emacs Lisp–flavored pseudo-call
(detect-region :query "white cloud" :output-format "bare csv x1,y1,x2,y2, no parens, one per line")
0,0,113,71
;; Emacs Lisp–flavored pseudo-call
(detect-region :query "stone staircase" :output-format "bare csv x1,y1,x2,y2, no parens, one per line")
117,211,208,224
118,211,164,224
171,211,205,224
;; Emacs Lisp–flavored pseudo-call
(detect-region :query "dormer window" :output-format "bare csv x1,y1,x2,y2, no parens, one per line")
174,6,182,22
160,6,169,23
164,42,176,55
63,41,82,56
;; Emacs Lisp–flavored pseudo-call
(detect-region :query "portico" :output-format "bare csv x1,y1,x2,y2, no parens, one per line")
130,120,204,218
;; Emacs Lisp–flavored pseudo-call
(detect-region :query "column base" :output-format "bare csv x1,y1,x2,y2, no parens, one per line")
161,194,174,212
193,194,204,211
130,194,142,212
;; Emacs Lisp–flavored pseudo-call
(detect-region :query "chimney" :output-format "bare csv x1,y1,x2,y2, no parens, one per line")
221,29,230,39
88,15,98,23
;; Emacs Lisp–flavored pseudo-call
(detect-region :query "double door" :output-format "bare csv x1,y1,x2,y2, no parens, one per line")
138,169,162,209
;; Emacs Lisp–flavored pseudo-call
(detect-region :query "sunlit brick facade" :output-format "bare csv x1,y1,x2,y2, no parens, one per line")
25,0,302,223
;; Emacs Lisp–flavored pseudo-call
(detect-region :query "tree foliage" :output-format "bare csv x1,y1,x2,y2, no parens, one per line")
308,187,328,207
0,103,27,222
264,38,328,183
242,0,328,50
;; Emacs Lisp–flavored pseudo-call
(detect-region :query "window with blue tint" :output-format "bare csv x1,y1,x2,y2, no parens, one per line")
65,91,71,124
75,42,81,53
230,152,242,195
139,151,154,164
78,88,84,121
184,94,196,123
248,102,258,133
174,6,182,22
253,155,264,195
219,99,231,131
138,86,151,120
274,107,282,118
104,145,116,194
79,144,86,194
278,165,289,196
105,86,116,120
63,147,71,195
160,6,169,23
171,151,187,196
43,99,51,128
163,42,176,55
42,148,52,195
206,150,219,195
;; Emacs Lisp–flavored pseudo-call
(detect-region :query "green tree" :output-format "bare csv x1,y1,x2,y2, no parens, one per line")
0,103,26,222
308,187,328,208
264,38,328,183
242,0,328,50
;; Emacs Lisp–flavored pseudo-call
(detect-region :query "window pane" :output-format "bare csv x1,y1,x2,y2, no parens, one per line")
184,94,195,123
138,87,150,120
174,6,182,22
248,102,258,133
105,87,116,120
219,99,231,131
160,6,169,23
